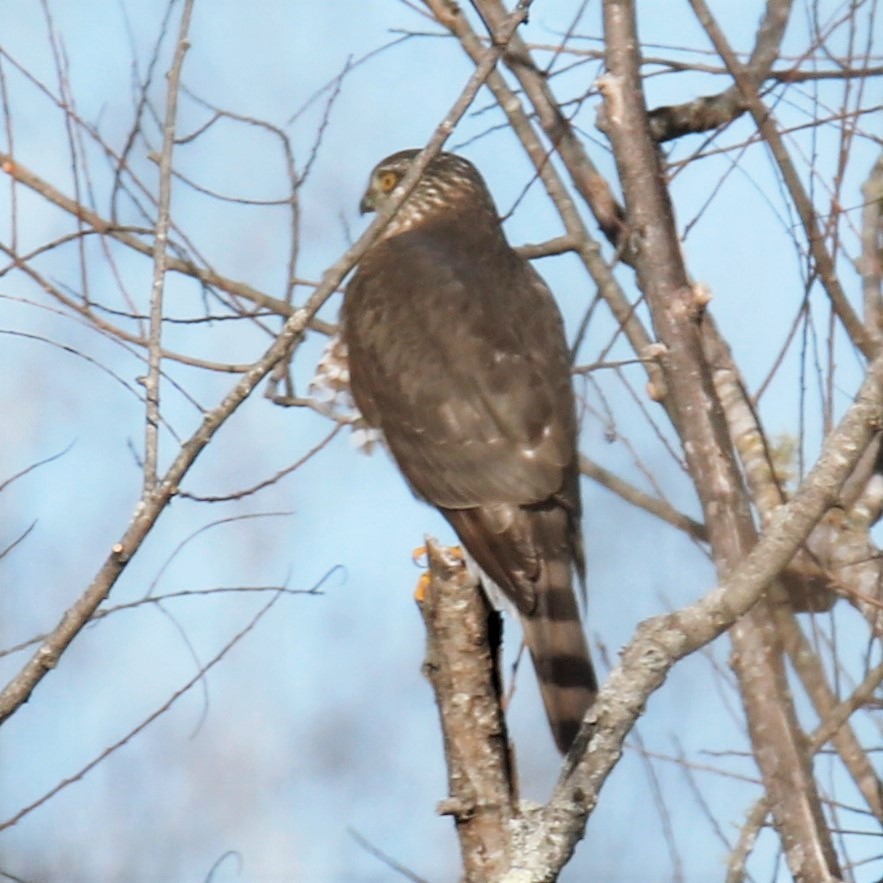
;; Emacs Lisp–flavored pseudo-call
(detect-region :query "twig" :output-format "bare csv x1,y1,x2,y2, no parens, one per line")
177,423,343,503
0,150,334,335
0,442,76,493
0,586,285,831
144,0,193,492
347,828,430,883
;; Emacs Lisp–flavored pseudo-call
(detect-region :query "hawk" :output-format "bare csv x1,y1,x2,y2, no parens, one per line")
342,149,597,752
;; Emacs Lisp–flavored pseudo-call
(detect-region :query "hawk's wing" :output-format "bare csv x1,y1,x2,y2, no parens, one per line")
344,225,577,513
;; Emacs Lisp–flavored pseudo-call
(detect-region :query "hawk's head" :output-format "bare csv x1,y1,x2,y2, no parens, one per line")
359,149,498,237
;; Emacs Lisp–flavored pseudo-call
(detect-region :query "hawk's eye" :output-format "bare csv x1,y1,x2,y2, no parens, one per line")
378,170,399,192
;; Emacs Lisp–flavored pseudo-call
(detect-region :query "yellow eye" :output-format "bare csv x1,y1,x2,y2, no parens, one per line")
378,170,399,192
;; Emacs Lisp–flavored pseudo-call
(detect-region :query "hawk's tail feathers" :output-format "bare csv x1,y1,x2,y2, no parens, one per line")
520,583,597,754
437,502,596,753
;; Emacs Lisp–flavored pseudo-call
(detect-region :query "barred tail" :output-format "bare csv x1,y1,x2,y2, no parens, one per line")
520,578,597,754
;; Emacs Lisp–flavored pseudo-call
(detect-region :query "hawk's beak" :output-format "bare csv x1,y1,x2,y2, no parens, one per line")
359,190,376,215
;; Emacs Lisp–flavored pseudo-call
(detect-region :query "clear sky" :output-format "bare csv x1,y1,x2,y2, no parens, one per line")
0,2,879,881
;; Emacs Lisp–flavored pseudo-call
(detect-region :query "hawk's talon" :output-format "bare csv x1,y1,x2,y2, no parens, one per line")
414,571,431,603
413,544,465,601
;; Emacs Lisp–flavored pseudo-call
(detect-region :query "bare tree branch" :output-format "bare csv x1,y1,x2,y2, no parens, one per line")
861,151,883,341
418,540,516,881
579,453,708,542
0,151,333,334
594,4,842,878
143,0,193,492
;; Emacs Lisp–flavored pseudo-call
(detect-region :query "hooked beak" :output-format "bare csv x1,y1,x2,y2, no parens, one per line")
359,190,376,215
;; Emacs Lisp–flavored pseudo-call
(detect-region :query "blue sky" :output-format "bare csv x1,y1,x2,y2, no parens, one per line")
1,2,880,881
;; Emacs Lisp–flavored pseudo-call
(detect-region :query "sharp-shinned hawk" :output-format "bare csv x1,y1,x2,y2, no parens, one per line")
342,149,597,752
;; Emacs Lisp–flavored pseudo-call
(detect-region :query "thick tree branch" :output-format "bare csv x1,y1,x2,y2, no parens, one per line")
706,311,883,823
418,541,516,881
704,314,840,612
598,3,842,878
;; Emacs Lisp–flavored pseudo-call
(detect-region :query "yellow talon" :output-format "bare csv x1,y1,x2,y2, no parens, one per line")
412,543,466,602
414,571,431,603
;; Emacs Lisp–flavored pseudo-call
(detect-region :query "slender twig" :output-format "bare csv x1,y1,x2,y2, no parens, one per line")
0,587,285,832
178,423,343,503
143,0,193,492
347,828,430,883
